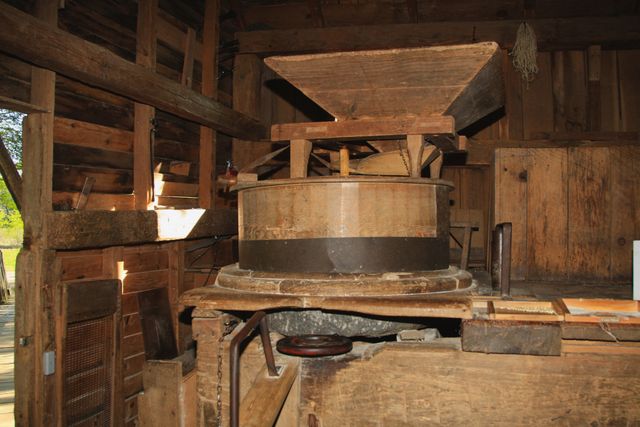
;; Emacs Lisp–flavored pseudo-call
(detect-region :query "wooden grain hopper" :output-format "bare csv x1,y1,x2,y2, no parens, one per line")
265,42,504,131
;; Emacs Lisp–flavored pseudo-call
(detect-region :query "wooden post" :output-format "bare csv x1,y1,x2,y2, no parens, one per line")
232,54,270,169
15,1,58,425
199,0,220,209
290,139,312,178
339,146,350,176
406,134,424,177
133,0,157,210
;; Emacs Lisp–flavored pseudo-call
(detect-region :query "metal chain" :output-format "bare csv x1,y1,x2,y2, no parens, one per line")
397,140,410,176
215,319,238,427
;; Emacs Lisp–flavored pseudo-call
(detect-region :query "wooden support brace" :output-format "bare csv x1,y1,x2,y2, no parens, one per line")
460,225,473,271
290,139,312,178
180,27,196,88
406,134,424,177
133,0,157,210
239,360,300,427
0,135,22,211
339,147,350,176
74,176,95,210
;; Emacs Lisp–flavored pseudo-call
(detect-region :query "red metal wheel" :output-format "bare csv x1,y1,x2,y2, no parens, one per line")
276,335,352,357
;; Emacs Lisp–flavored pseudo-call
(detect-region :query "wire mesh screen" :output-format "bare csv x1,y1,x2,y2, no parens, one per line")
64,316,114,426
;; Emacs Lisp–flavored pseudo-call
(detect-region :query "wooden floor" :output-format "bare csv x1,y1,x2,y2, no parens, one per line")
0,272,14,427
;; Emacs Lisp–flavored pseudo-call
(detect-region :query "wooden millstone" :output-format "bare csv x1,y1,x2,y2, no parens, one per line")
216,263,474,297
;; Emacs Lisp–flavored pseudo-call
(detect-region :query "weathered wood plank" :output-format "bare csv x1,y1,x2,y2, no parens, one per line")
46,208,238,249
272,116,455,141
567,147,611,280
232,54,272,169
503,50,524,140
494,149,529,279
522,52,554,138
462,319,561,356
600,50,621,132
0,2,267,140
290,139,312,178
239,360,300,427
618,50,640,131
609,146,640,280
238,16,640,54
300,342,640,426
526,148,568,280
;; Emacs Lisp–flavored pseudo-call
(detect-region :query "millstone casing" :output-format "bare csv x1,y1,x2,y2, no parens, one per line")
236,176,453,274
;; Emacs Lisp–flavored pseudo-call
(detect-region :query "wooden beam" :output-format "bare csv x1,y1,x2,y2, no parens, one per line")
290,139,312,178
469,133,640,149
199,0,220,209
0,136,22,211
134,0,157,210
0,95,48,114
46,208,238,250
0,2,267,140
237,16,640,55
272,116,455,142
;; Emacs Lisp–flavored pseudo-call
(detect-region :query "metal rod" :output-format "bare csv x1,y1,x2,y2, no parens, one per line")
229,311,279,427
491,225,504,291
258,316,278,376
500,222,512,298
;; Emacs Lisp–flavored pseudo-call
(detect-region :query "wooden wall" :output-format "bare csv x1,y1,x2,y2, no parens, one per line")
443,166,492,266
56,237,235,425
0,0,234,210
495,147,640,282
485,48,640,282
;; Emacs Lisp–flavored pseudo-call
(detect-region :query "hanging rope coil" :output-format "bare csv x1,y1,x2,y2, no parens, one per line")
510,22,539,83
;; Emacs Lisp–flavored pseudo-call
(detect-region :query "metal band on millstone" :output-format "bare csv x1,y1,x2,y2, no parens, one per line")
235,177,453,274
239,236,449,273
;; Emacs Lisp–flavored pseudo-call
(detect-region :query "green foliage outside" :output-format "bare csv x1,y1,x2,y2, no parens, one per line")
0,109,24,253
1,248,19,273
